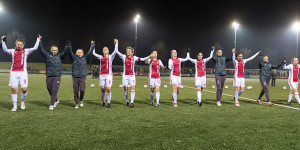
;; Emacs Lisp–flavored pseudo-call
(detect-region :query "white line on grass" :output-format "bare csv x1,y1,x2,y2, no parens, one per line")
150,78,300,111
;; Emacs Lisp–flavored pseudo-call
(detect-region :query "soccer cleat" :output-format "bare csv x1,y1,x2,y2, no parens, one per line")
53,101,58,107
75,104,79,109
257,100,262,105
199,102,203,107
155,103,160,107
107,103,111,108
102,103,106,107
235,102,240,106
268,102,274,106
56,100,60,104
126,101,129,106
174,103,178,107
11,107,17,112
129,103,134,108
49,105,54,110
287,102,291,105
79,101,83,107
217,101,222,106
21,101,26,110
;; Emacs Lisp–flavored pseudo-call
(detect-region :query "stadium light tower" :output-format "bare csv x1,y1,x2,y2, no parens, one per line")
232,21,240,49
293,22,300,57
134,14,141,55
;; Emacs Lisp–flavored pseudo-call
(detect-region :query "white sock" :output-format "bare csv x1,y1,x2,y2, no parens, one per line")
11,94,17,108
21,91,28,101
173,90,177,103
107,92,111,104
124,91,128,102
130,90,135,103
197,91,202,102
238,90,244,96
101,92,105,103
235,90,239,102
288,94,293,103
150,92,154,101
156,92,160,104
295,92,300,104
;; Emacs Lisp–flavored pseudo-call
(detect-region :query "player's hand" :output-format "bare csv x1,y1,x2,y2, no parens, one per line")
150,53,154,58
187,48,190,53
1,36,6,42
91,40,95,44
232,48,236,53
114,39,118,44
283,60,287,63
258,51,262,55
66,40,71,46
37,34,42,40
212,46,215,49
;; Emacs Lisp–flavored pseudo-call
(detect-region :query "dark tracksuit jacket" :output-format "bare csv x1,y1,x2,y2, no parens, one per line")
39,41,69,105
68,43,95,103
258,56,283,81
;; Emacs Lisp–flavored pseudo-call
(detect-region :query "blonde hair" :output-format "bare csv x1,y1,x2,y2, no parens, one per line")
15,39,25,45
291,57,298,64
126,47,134,53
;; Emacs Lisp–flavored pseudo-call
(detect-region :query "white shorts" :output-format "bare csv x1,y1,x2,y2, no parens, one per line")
169,75,181,86
122,75,136,87
233,77,245,87
195,76,206,87
149,78,161,88
9,71,28,88
99,75,113,88
288,81,298,90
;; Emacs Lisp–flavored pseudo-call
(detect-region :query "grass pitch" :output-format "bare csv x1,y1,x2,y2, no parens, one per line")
0,73,299,149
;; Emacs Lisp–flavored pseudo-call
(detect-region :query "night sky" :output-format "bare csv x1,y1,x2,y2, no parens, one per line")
0,0,299,68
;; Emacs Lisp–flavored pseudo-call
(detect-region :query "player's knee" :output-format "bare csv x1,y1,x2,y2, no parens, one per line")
11,88,18,94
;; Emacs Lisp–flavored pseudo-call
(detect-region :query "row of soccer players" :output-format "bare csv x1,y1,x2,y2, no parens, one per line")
1,35,297,112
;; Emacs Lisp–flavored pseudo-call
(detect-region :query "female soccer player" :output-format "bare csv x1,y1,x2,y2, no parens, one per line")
68,40,95,109
1,34,41,111
168,49,190,107
257,55,285,106
116,44,150,108
211,49,233,106
232,49,261,106
93,39,118,108
39,37,69,110
188,47,214,107
145,50,166,107
283,58,300,105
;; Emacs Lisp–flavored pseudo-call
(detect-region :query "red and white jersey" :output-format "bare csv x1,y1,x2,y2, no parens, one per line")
232,52,259,78
168,53,190,76
283,64,300,82
116,51,150,76
147,59,164,79
1,38,40,72
189,50,214,77
93,43,118,76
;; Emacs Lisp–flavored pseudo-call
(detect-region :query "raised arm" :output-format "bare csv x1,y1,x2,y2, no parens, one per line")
188,57,196,64
204,47,215,63
93,48,102,60
1,36,12,55
60,41,70,59
232,48,236,66
283,63,291,70
110,39,119,60
84,41,95,59
137,55,150,61
68,45,76,61
179,50,190,62
26,35,42,55
39,40,48,58
244,51,261,63
272,60,286,69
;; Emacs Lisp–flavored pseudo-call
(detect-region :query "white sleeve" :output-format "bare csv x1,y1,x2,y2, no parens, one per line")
189,58,197,64
110,43,118,60
116,50,125,61
1,40,13,55
232,52,236,67
179,53,190,62
244,52,259,63
137,55,150,61
25,38,40,55
93,49,102,60
168,59,172,69
204,49,214,63
159,60,164,67
283,64,291,70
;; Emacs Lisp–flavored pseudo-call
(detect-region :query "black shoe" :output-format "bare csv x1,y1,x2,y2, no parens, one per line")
287,102,291,105
126,101,129,106
107,103,111,108
199,102,202,107
102,103,106,107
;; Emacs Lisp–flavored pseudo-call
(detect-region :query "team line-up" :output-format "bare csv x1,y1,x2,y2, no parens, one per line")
1,34,299,111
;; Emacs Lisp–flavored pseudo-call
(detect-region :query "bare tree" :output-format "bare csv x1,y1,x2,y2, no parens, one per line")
6,30,26,48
